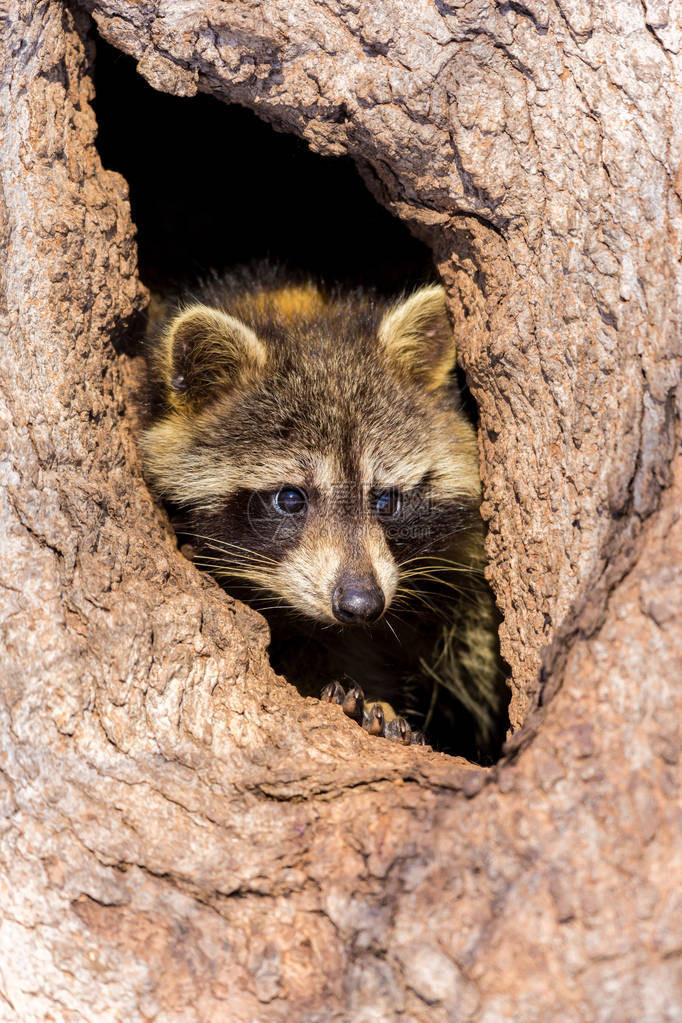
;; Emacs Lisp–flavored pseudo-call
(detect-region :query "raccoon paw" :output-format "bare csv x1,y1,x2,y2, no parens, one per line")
320,679,364,724
367,706,426,745
320,682,427,746
363,697,427,745
383,716,415,745
367,704,427,745
320,681,345,706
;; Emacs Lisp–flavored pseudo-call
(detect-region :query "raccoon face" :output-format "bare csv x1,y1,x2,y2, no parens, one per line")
142,283,481,626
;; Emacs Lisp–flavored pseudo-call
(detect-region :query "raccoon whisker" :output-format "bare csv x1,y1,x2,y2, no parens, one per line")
390,602,419,615
191,552,268,564
401,583,477,603
238,591,306,617
383,614,402,645
398,555,483,576
389,602,420,617
244,586,282,600
208,569,278,588
398,582,478,611
402,529,478,562
384,613,400,638
399,573,473,597
193,562,279,581
192,556,275,573
399,562,479,577
194,561,271,576
392,601,423,617
197,549,279,569
191,555,274,573
223,586,294,614
217,583,275,595
399,569,476,587
400,569,483,588
268,604,312,623
397,581,448,598
385,604,410,623
195,568,267,582
395,583,483,624
226,592,281,607
399,553,474,568
191,547,275,561
395,586,448,618
399,571,476,586
182,533,280,565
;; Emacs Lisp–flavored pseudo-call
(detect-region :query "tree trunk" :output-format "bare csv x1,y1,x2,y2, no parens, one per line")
1,1,680,1019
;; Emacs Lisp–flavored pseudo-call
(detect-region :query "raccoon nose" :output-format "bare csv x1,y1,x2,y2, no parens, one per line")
332,576,385,624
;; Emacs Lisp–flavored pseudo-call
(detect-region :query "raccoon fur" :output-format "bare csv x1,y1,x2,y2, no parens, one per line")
141,265,507,760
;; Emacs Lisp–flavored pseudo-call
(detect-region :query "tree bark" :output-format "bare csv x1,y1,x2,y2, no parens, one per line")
0,1,680,1020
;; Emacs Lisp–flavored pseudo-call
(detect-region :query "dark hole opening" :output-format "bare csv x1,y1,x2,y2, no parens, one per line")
93,40,433,294
93,38,509,763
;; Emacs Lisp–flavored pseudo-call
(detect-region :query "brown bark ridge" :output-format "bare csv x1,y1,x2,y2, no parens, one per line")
0,1,680,1019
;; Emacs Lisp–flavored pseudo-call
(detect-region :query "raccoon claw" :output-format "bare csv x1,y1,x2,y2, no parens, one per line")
319,680,364,722
364,703,385,737
320,681,345,705
341,684,365,724
384,716,412,745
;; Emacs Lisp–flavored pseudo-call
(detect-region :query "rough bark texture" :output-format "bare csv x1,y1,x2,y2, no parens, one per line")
0,1,680,1020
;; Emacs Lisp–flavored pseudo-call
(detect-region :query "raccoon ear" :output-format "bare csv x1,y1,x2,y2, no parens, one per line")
161,304,267,409
378,285,455,391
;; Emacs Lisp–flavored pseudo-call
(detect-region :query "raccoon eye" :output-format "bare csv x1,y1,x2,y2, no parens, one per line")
274,486,308,515
372,489,402,518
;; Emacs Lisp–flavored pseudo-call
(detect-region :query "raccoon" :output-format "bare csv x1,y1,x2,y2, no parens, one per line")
141,266,507,760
